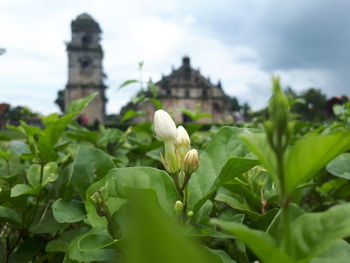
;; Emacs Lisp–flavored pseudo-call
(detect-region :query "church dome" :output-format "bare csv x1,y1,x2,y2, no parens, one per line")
71,13,101,32
76,13,94,21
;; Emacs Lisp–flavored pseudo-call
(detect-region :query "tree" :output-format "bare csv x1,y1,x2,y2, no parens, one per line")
55,90,65,113
292,88,328,122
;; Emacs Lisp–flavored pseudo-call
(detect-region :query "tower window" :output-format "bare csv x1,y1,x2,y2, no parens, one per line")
79,57,93,71
81,35,92,46
166,89,171,96
213,103,221,112
202,89,208,97
185,89,190,98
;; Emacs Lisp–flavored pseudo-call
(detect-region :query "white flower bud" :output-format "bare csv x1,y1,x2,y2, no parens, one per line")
176,125,190,158
154,110,177,141
183,149,199,174
176,126,190,147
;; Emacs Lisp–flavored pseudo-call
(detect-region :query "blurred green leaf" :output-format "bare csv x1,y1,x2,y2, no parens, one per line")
105,167,179,215
52,198,85,223
211,219,293,263
118,80,138,90
0,206,21,225
326,153,350,180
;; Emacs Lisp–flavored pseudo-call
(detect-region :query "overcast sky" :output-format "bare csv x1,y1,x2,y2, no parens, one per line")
1,0,349,115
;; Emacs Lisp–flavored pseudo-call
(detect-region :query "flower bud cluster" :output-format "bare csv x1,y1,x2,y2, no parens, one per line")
153,110,199,177
266,78,294,150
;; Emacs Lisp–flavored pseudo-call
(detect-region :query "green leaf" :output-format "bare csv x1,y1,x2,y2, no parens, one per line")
66,92,97,114
67,145,115,198
42,161,59,185
266,203,304,243
67,228,116,263
215,193,260,218
105,167,179,215
241,130,350,194
77,229,115,252
240,132,277,182
207,248,237,263
27,162,58,187
284,130,350,194
46,227,89,253
311,240,350,263
288,203,350,261
121,109,145,122
26,164,41,187
193,157,258,214
326,153,350,180
38,93,97,160
118,79,138,90
52,198,85,223
11,184,39,197
125,189,224,263
187,127,258,215
211,219,294,263
0,206,21,225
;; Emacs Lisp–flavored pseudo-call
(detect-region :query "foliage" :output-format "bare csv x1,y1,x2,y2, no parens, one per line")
0,79,350,263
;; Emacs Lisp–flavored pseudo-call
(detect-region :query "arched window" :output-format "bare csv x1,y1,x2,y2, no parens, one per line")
202,89,208,97
81,34,92,46
79,56,93,71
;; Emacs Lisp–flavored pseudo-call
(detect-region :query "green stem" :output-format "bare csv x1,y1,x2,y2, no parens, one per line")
164,140,177,171
98,191,117,239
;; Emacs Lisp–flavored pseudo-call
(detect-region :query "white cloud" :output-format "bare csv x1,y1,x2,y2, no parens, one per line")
0,0,341,116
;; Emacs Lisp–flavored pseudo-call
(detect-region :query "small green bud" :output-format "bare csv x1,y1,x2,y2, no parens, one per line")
268,77,289,134
183,149,199,174
174,200,184,213
187,210,194,217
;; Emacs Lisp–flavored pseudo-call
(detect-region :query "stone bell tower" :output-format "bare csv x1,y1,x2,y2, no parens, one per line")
64,13,107,124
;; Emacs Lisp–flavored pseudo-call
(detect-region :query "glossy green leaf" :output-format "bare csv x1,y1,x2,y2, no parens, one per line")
52,198,85,223
46,227,89,253
125,189,224,263
211,219,294,263
187,127,258,215
67,228,116,263
105,167,179,215
67,145,115,198
118,79,138,90
0,206,21,225
38,93,97,160
287,203,350,261
66,92,97,114
326,153,350,180
239,132,277,182
26,164,41,187
284,130,350,194
215,193,260,218
193,157,258,214
11,184,39,197
311,240,350,263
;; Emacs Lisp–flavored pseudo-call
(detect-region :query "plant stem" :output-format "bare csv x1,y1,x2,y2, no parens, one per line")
98,191,118,239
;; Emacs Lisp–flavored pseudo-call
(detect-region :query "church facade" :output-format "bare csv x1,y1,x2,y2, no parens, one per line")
129,56,232,123
64,13,107,124
63,14,232,124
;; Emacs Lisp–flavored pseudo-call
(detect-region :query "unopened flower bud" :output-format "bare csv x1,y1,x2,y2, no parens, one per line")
174,200,184,213
183,149,199,174
176,126,190,158
154,110,177,142
268,78,289,134
187,210,194,217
